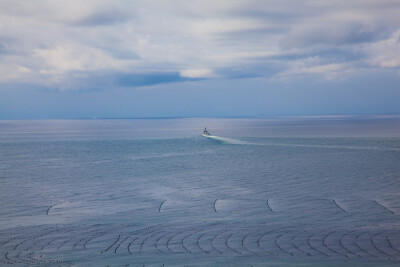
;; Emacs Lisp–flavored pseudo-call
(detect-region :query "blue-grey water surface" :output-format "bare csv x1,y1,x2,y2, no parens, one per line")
0,117,400,266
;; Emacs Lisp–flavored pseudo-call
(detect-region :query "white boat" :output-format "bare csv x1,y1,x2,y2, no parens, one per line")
202,127,210,137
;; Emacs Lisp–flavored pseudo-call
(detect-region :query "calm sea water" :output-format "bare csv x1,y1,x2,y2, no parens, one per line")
0,117,399,266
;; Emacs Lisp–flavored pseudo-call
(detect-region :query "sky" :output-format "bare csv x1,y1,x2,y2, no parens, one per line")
0,0,399,119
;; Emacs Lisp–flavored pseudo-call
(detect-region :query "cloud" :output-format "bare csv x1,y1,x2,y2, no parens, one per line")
33,45,131,74
17,66,32,74
0,0,399,90
276,56,351,80
366,30,400,68
180,69,214,78
72,11,131,27
281,21,389,49
18,70,194,91
115,72,190,88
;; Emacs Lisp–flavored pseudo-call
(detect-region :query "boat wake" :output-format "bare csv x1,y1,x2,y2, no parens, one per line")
204,135,251,145
203,136,399,151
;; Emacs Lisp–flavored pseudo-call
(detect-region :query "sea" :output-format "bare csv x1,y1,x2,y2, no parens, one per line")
0,116,399,266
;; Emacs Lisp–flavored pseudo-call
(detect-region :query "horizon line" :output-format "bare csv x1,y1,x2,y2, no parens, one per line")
1,114,400,121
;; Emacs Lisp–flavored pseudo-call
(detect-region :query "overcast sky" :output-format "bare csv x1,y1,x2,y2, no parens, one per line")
0,0,399,118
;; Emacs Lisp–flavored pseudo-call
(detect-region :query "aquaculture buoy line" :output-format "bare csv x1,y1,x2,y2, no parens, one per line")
46,202,64,216
1,223,399,265
159,200,167,213
374,200,395,214
332,199,346,213
43,198,398,216
266,199,274,213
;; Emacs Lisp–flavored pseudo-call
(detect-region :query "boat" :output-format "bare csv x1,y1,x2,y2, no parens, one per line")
202,127,210,136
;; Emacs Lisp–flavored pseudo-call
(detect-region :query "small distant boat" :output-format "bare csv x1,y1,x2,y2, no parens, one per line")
202,127,210,137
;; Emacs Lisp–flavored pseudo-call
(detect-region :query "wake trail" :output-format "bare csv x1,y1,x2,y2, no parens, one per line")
257,142,400,151
206,136,400,151
205,135,252,145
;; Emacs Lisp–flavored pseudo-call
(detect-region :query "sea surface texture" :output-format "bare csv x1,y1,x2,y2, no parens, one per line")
0,117,399,266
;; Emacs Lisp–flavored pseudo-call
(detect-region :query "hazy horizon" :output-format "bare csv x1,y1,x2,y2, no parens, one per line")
1,114,400,121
